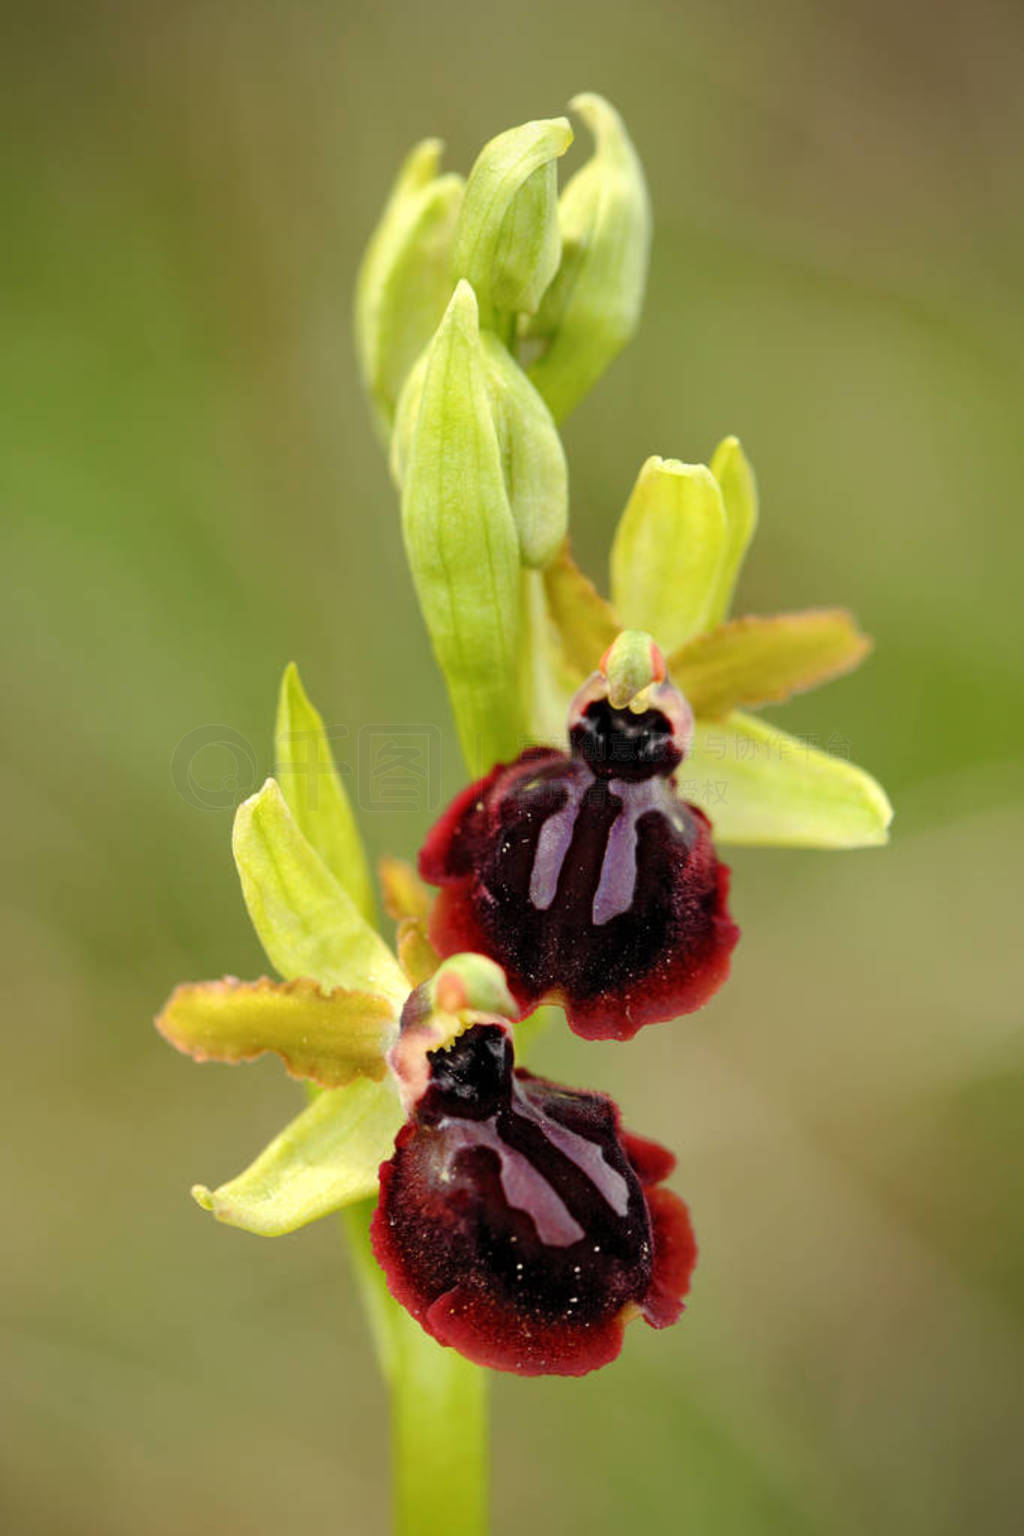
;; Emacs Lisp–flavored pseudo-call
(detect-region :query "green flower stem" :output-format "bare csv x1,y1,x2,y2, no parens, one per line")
343,1198,489,1536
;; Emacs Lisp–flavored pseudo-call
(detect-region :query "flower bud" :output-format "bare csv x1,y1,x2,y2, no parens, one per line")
355,139,464,438
401,281,523,776
451,116,573,324
393,314,569,571
526,94,651,422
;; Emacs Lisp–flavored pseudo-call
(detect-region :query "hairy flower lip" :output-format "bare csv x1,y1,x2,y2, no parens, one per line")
371,1024,696,1376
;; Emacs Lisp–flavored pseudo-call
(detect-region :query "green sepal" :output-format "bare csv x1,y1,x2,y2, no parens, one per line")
451,116,573,324
670,609,871,719
526,93,651,422
274,663,375,925
684,710,892,847
192,1075,405,1235
705,435,759,625
610,455,727,652
401,281,523,776
354,139,464,437
156,976,396,1088
480,332,568,567
232,779,407,1005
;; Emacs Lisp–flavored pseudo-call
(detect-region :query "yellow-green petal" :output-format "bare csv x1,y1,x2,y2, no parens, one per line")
610,456,727,651
706,435,759,625
671,609,872,719
684,711,892,847
232,779,407,1005
401,281,523,775
156,976,395,1087
275,663,375,924
542,541,618,677
192,1076,404,1236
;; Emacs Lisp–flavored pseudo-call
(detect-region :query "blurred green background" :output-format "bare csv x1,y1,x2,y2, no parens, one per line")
3,1,1023,1532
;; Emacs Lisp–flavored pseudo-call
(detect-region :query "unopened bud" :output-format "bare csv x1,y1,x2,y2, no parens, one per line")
355,139,464,438
451,116,573,324
526,94,650,421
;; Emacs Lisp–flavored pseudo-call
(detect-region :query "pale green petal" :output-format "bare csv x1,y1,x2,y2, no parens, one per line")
274,663,375,925
526,93,651,422
232,780,407,1005
451,116,573,322
156,976,395,1088
610,456,727,651
670,609,871,718
192,1076,404,1236
706,435,759,625
401,282,523,775
683,711,892,847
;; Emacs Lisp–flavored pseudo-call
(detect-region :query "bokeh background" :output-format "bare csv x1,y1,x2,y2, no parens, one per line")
3,2,1023,1532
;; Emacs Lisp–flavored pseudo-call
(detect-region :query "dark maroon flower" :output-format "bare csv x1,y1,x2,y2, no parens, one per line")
419,658,739,1040
372,1020,696,1376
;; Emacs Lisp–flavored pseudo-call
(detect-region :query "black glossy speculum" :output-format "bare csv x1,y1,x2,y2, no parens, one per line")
569,697,683,781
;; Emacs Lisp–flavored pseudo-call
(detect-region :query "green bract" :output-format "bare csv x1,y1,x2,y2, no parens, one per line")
400,281,523,776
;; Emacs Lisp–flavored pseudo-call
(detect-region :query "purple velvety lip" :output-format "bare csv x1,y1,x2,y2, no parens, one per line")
419,685,739,1040
372,1024,697,1376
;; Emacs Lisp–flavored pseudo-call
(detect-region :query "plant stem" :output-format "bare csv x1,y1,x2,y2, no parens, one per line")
343,1199,489,1536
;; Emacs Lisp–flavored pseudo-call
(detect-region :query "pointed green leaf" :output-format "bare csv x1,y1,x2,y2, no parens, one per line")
706,435,759,624
193,1075,404,1235
480,332,568,568
610,456,727,651
451,116,573,322
671,609,872,719
354,138,464,437
683,711,892,847
526,93,651,422
542,541,618,677
274,663,375,925
232,779,407,1005
156,976,395,1087
401,281,523,775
